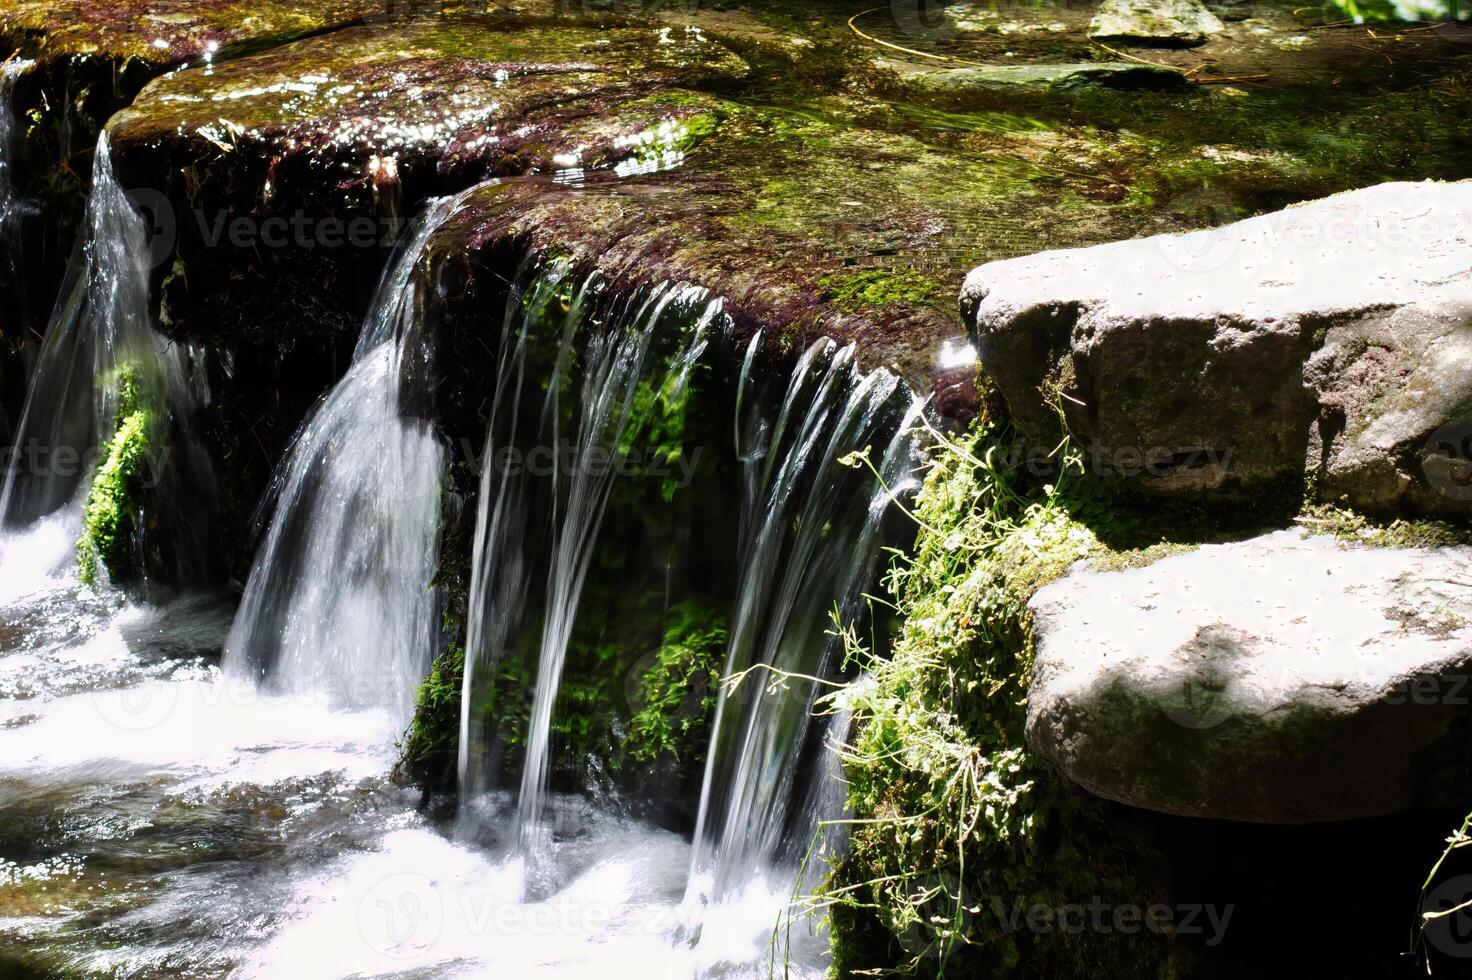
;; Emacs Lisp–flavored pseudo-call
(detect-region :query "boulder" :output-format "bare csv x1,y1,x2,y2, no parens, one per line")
960,180,1472,515
1087,0,1224,47
906,62,1189,96
1025,529,1472,823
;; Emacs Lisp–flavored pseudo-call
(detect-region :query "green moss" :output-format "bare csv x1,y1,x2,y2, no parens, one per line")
77,368,154,586
625,600,727,765
829,423,1170,977
818,267,946,313
398,643,466,786
1295,502,1472,550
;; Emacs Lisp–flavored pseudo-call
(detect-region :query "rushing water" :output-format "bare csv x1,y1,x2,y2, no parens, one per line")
222,194,456,728
459,260,720,878
0,199,919,976
0,135,213,584
684,339,921,912
0,58,31,354
454,258,922,974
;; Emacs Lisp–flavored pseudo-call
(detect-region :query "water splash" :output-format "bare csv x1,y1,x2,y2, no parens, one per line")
0,134,213,584
458,261,720,881
684,337,922,922
223,195,459,727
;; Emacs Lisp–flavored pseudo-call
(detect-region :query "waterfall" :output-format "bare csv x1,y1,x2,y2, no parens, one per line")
684,337,922,913
222,195,461,727
0,134,212,584
0,58,31,349
459,259,721,881
456,256,923,964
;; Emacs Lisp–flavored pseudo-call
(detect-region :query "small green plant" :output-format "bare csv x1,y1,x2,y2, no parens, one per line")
625,600,727,764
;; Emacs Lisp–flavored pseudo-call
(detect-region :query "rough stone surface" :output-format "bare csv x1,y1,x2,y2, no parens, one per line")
420,104,1012,417
106,14,746,350
906,62,1189,95
961,180,1472,513
1087,0,1224,47
1026,529,1472,823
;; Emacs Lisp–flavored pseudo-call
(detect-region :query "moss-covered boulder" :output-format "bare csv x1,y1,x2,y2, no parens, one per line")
105,13,746,345
419,98,1052,415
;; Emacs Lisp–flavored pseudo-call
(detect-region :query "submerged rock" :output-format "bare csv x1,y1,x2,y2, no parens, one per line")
1087,0,1224,47
1026,529,1472,823
906,62,1189,95
961,179,1472,515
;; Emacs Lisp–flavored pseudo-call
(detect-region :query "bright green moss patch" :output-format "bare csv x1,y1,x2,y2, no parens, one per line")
818,267,947,313
399,643,466,787
77,370,154,587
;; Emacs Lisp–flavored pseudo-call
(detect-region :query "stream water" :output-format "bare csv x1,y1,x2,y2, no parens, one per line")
0,178,920,974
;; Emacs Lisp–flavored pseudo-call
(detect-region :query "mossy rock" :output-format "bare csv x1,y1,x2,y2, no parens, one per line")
76,372,155,585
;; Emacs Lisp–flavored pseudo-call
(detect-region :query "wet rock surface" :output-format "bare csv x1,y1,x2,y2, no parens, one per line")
961,179,1472,513
1026,529,1472,823
106,14,746,348
418,103,1014,416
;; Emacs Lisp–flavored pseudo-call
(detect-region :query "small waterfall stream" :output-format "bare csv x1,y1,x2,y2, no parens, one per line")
0,134,212,584
0,58,30,348
456,256,921,971
683,338,922,961
223,193,459,726
459,259,723,882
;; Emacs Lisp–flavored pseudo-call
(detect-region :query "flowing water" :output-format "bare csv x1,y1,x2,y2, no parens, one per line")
685,337,921,886
0,58,31,350
0,135,213,584
455,259,923,974
458,260,720,875
222,193,456,728
0,201,920,976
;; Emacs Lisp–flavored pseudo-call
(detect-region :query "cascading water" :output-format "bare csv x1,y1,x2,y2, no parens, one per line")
456,255,921,972
0,134,213,586
458,259,720,880
682,338,922,957
222,194,459,727
0,58,31,343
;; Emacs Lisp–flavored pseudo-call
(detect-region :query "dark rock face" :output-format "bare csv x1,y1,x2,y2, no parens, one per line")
961,180,1472,514
1026,530,1472,823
